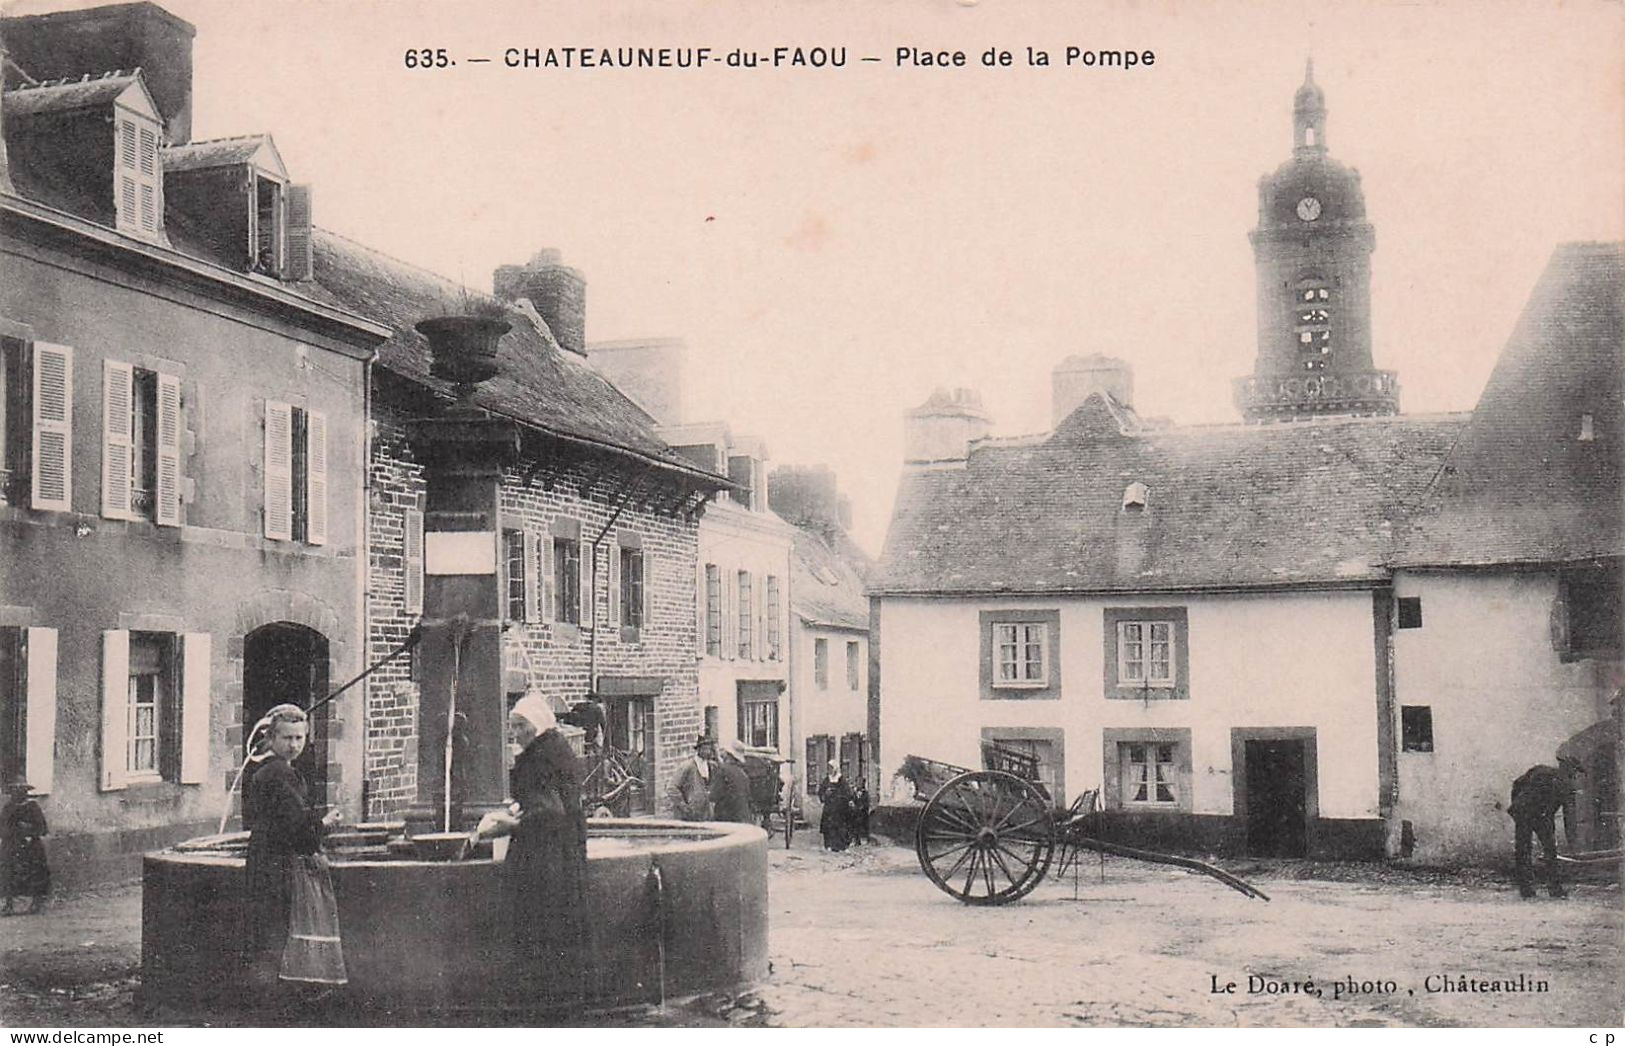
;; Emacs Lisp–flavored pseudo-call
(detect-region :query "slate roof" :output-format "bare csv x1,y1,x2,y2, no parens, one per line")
311,229,724,478
162,135,278,172
792,526,871,630
872,398,1467,595
3,71,144,117
1398,243,1624,567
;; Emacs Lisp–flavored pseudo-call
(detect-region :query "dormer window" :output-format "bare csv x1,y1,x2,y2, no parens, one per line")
1579,414,1595,442
727,454,762,511
161,135,311,280
1122,481,1148,511
254,175,284,275
115,112,163,241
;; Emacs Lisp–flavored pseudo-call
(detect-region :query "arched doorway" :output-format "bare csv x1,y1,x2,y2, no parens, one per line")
243,622,331,806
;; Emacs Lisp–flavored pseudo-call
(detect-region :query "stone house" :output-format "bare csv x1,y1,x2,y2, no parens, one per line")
0,2,388,885
868,67,1622,865
308,246,728,821
1389,243,1622,862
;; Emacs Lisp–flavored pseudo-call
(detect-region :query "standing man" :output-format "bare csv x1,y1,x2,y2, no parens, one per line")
1508,757,1581,899
709,739,756,824
668,736,715,821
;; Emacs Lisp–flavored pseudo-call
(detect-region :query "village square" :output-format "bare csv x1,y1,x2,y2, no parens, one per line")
0,0,1620,1032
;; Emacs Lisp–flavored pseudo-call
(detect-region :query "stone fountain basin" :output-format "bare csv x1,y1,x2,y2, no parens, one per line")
141,819,768,1014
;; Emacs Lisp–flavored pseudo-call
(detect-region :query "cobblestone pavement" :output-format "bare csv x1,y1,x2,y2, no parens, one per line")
1,834,1619,1028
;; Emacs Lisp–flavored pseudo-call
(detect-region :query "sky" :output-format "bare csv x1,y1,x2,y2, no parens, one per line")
9,0,1624,554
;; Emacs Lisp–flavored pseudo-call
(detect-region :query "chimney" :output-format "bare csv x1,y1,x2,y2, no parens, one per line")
768,465,842,531
1052,354,1133,426
904,387,992,465
493,248,586,356
1,2,197,145
585,337,685,425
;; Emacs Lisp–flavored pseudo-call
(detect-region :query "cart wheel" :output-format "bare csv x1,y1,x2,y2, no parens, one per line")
915,770,1054,905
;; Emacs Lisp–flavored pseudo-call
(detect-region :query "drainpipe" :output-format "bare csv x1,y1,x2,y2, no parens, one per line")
356,351,375,819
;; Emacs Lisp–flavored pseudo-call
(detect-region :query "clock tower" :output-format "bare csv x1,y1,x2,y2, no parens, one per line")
1235,61,1400,422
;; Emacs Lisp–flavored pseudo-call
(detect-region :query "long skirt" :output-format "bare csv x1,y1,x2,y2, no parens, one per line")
280,854,347,985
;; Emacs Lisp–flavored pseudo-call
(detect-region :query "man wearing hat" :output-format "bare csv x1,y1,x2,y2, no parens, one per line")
1508,757,1582,899
1,775,49,915
668,735,715,821
709,738,756,824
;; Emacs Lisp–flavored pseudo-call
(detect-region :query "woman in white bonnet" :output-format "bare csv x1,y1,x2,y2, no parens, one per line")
475,692,586,1008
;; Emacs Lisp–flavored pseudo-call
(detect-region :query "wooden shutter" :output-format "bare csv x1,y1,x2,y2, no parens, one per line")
695,561,707,656
642,551,654,630
101,630,130,792
285,184,313,281
522,530,539,622
723,570,735,662
31,342,73,511
179,632,211,784
540,534,555,624
403,508,425,614
155,373,182,526
24,628,58,795
578,541,592,627
608,542,621,629
101,359,134,519
754,572,765,661
138,126,159,234
263,400,292,539
305,409,328,545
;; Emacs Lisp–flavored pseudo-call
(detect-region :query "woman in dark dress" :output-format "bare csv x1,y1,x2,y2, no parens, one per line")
818,760,855,853
243,704,344,988
1,776,49,914
476,694,587,1008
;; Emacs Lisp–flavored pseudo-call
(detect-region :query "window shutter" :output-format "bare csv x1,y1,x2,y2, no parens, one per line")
695,561,707,657
540,534,555,624
724,571,736,662
24,628,58,795
285,184,313,281
305,409,328,545
179,632,211,784
608,542,621,629
31,342,74,512
101,359,134,519
101,630,130,792
755,572,765,661
263,400,292,539
522,530,539,623
138,126,159,234
642,551,654,630
579,542,592,627
403,508,425,615
154,373,183,526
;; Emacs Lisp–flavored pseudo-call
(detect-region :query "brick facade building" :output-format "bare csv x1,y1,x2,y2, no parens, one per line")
311,238,727,819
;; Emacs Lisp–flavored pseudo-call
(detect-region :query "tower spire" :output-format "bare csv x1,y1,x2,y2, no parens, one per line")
1293,56,1327,153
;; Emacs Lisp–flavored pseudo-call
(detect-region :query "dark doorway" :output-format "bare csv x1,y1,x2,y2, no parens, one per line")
243,623,330,806
1244,739,1308,856
606,697,655,815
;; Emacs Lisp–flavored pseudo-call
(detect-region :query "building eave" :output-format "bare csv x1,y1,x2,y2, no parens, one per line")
1,191,391,353
868,577,1390,600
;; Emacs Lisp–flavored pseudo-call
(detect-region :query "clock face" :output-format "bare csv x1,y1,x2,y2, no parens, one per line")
1296,196,1322,221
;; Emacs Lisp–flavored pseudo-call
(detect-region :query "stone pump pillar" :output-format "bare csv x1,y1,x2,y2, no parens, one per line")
403,311,521,835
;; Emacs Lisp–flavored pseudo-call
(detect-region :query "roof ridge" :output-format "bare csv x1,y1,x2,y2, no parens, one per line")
12,68,140,91
165,133,269,148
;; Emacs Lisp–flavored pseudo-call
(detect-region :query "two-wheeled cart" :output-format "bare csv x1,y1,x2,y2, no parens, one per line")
902,744,1269,905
